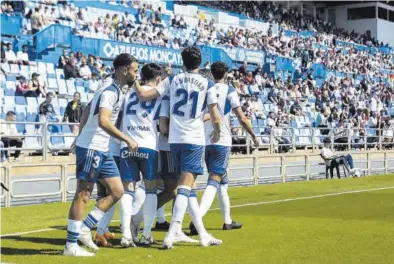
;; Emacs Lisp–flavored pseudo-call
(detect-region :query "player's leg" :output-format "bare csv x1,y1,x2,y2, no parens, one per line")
95,156,121,247
130,182,145,241
155,180,169,229
94,181,116,247
79,154,124,251
118,149,139,247
139,149,159,245
218,173,242,230
164,144,221,248
64,147,108,256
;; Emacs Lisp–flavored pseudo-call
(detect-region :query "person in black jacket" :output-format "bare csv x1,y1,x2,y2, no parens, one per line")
62,92,83,133
63,59,79,79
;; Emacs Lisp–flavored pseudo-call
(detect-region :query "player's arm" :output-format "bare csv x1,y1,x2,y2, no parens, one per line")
233,107,259,147
135,78,169,101
98,90,138,150
208,103,221,143
159,95,170,135
203,113,211,122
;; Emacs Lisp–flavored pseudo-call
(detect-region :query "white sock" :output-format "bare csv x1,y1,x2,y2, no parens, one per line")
218,183,232,224
188,188,208,236
81,206,105,233
156,187,166,223
66,219,82,248
200,179,220,217
168,185,190,235
120,190,134,239
97,204,116,235
156,204,166,224
143,192,158,237
132,186,146,214
132,207,144,227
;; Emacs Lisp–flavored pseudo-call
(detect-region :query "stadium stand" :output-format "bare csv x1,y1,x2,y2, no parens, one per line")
1,0,394,158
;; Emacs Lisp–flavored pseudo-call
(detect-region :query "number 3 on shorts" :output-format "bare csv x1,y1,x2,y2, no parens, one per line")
93,156,101,168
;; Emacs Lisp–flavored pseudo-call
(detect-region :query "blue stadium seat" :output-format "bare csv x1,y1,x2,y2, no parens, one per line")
15,105,27,133
5,81,16,96
66,80,76,95
9,64,20,74
15,96,27,105
58,79,67,95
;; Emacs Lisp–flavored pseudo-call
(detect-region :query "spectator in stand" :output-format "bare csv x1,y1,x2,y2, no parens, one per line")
64,59,79,79
28,73,48,97
0,111,23,161
290,99,304,116
63,92,83,134
16,45,29,65
4,42,17,64
30,7,43,35
58,49,68,69
79,57,92,79
16,75,37,97
88,72,100,93
38,92,57,121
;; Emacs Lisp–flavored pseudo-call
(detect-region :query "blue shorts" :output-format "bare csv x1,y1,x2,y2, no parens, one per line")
158,151,178,180
205,145,231,176
76,146,119,183
114,156,120,170
119,147,158,182
170,144,204,175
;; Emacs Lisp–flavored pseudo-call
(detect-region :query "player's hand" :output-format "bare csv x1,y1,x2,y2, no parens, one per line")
252,135,260,148
126,138,138,152
210,130,220,144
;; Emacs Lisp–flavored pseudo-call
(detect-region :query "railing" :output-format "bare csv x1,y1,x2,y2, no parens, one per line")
1,121,394,160
2,151,394,207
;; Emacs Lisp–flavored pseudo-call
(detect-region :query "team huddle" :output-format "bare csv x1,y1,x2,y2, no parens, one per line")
63,47,259,257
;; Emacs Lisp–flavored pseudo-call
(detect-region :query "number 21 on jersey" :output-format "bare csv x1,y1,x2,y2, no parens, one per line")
172,89,206,118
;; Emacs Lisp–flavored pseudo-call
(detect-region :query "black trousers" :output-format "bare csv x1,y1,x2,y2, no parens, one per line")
1,138,23,158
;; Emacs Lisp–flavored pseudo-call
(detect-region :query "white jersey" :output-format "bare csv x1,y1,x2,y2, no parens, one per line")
76,77,123,152
205,83,241,146
155,72,217,145
120,85,161,150
158,95,170,151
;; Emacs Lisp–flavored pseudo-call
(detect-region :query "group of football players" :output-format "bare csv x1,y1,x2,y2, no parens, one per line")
63,46,259,257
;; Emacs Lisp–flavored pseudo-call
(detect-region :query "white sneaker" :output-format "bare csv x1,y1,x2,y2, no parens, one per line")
139,233,155,245
349,168,356,175
78,230,99,251
200,233,222,247
120,236,136,248
163,233,174,249
130,220,139,243
173,231,199,243
63,244,95,257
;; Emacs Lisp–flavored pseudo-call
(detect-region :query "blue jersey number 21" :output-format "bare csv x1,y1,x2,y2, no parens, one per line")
172,89,200,118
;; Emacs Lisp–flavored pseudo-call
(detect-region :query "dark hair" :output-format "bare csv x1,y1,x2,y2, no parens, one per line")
74,92,81,97
113,53,138,70
141,63,162,82
181,46,201,71
210,61,229,80
6,111,16,116
46,92,54,98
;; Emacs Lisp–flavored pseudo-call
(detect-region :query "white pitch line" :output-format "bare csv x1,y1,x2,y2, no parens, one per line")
2,186,394,238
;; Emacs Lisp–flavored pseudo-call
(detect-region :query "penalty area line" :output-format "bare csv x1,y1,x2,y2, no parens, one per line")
2,185,394,238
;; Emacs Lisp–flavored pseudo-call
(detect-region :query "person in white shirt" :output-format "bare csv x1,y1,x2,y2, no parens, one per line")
16,45,29,65
79,57,92,79
370,94,377,113
320,139,359,177
5,43,17,64
63,54,139,257
133,47,222,249
0,111,23,161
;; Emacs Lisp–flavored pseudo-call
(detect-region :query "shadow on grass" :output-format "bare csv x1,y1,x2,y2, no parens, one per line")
1,247,62,256
2,235,65,246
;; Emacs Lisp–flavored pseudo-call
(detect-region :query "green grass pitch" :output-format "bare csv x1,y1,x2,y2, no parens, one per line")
2,175,394,264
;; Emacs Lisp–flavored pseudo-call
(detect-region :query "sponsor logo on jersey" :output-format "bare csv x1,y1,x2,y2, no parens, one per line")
127,125,151,132
121,150,149,159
